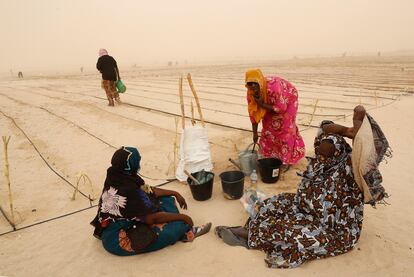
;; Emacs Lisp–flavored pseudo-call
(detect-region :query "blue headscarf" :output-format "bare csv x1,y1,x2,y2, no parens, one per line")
111,146,141,175
123,147,141,174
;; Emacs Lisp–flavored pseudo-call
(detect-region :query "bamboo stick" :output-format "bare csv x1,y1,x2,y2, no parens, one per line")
173,117,179,173
190,101,196,126
308,99,319,127
187,73,205,127
2,136,16,227
179,76,185,129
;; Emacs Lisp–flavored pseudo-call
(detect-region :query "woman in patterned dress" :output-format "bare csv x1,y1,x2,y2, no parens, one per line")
91,146,211,255
216,106,391,268
245,69,305,165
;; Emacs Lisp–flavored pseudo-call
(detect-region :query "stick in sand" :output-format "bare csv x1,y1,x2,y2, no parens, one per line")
173,117,179,173
187,73,205,127
190,101,196,126
308,99,319,127
2,136,16,227
179,76,185,129
184,169,200,185
72,172,95,202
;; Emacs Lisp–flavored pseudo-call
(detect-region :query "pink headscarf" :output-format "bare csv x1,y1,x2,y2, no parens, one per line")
99,48,108,57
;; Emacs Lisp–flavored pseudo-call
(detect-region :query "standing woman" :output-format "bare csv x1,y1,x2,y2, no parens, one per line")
245,69,305,166
96,48,121,106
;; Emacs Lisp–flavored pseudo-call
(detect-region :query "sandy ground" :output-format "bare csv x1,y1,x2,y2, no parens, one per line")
0,57,413,276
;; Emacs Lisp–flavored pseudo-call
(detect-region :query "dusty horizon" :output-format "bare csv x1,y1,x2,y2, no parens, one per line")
1,0,414,72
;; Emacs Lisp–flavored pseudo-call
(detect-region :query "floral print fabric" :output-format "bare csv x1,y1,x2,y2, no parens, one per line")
247,134,364,268
250,77,305,165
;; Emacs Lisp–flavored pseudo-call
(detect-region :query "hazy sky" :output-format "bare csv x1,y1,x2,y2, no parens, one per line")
1,0,413,71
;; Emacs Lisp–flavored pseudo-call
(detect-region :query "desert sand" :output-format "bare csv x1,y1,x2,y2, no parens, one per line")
0,56,413,276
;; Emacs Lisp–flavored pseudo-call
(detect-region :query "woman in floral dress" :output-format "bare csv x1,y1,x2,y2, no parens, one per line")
216,106,391,268
245,69,305,165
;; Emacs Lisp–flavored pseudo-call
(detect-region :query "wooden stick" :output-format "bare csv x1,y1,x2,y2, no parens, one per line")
82,174,95,201
308,99,319,127
72,174,82,200
228,158,242,171
2,136,16,227
184,170,200,185
72,172,95,201
179,76,185,129
187,73,205,127
173,117,179,173
190,101,196,126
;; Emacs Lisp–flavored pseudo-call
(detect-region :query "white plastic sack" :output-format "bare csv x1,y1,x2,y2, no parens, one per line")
176,126,213,181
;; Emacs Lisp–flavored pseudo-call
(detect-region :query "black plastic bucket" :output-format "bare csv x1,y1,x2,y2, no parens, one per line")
219,171,245,200
187,171,214,201
258,158,282,183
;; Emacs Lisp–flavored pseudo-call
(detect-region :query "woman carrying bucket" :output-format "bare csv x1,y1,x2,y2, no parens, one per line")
245,69,305,167
96,48,122,106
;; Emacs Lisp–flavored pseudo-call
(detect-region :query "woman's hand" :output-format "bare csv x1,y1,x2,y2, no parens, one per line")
179,214,194,226
174,192,188,210
253,93,264,106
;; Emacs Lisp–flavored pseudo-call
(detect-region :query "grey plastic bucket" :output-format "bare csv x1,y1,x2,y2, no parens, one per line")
238,143,259,176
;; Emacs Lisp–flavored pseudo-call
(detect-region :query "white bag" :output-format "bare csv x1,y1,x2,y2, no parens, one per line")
176,126,213,181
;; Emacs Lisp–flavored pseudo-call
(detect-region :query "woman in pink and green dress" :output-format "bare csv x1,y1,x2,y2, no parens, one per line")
245,69,305,166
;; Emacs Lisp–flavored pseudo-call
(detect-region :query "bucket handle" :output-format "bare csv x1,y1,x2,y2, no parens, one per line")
244,142,261,153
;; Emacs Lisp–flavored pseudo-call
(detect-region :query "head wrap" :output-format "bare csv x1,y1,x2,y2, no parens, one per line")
99,48,108,57
352,114,391,205
111,146,141,175
245,69,268,123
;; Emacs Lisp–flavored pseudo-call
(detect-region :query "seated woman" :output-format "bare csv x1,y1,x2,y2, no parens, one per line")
216,105,391,268
245,69,305,167
91,146,211,256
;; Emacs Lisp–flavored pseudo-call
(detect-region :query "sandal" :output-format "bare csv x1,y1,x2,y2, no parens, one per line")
214,225,241,239
215,226,247,248
221,228,248,248
194,222,212,238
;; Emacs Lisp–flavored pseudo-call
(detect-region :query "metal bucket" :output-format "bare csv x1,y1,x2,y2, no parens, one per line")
238,143,259,176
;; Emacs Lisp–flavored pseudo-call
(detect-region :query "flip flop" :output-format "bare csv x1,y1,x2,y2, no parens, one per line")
214,226,242,239
194,222,212,238
220,228,248,248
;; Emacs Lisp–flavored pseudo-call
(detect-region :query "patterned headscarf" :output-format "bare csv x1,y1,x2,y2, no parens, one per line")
99,48,108,57
310,133,352,179
245,69,268,123
352,114,391,206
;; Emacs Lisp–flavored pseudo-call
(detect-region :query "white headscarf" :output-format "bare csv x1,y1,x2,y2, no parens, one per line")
99,48,108,57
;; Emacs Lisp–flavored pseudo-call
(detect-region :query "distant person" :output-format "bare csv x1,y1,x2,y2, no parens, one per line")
245,69,305,168
91,146,211,255
18,71,23,78
96,49,121,106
